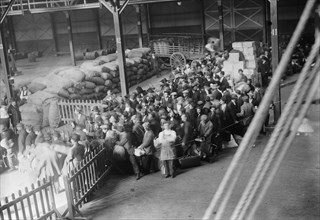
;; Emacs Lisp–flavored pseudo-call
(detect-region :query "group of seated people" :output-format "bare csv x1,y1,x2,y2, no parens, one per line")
0,47,271,190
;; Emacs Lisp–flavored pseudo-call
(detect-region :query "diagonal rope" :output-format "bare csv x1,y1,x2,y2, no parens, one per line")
202,1,316,219
231,44,320,220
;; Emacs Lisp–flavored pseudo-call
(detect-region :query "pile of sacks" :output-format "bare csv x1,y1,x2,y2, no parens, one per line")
222,41,258,82
20,47,157,128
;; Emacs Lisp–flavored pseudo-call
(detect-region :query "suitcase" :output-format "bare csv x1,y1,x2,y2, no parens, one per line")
178,155,201,169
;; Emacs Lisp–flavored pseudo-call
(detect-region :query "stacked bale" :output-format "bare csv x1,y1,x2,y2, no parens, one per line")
222,41,258,82
20,47,157,128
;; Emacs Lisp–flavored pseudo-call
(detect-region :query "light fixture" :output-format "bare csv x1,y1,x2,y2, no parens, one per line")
177,1,182,6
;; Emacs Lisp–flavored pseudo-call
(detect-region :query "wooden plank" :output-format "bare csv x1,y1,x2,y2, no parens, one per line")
24,187,34,220
0,201,5,220
17,190,27,219
31,184,40,218
37,181,46,215
4,197,12,220
11,194,19,220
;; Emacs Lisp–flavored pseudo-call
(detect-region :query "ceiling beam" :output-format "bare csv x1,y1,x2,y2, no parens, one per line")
0,0,16,24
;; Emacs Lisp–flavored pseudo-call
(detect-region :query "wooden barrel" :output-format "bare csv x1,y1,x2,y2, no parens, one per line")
84,51,99,60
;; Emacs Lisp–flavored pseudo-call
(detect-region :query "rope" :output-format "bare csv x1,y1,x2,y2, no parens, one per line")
230,41,320,220
202,0,316,219
247,68,320,220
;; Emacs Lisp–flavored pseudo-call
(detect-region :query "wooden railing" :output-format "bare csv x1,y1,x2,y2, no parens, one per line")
0,179,61,220
58,100,103,124
62,144,112,219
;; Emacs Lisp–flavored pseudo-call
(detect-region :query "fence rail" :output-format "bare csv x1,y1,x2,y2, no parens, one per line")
0,179,61,220
58,99,103,124
62,144,112,219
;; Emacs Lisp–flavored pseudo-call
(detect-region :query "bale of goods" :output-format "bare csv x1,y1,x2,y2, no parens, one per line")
69,94,81,100
104,79,112,88
57,88,70,99
85,51,99,60
42,100,51,128
83,81,96,89
96,49,108,57
94,85,105,93
20,103,43,127
85,76,105,85
81,69,100,78
103,62,118,71
96,53,118,63
113,145,126,161
80,60,100,70
28,90,59,106
28,81,47,94
57,68,85,83
100,72,113,80
78,88,94,95
75,52,85,61
48,99,61,128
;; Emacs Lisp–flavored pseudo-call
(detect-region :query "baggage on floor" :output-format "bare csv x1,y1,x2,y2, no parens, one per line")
178,155,201,169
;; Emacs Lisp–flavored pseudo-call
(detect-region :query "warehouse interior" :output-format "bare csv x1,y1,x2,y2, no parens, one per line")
0,0,319,220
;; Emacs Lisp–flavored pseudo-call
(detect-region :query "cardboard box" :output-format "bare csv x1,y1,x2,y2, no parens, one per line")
243,47,255,55
243,68,255,79
232,47,244,51
233,61,245,71
245,60,257,69
228,53,240,62
242,41,256,48
232,42,243,48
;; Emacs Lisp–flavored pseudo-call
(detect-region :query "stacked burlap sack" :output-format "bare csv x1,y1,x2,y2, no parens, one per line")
20,47,157,128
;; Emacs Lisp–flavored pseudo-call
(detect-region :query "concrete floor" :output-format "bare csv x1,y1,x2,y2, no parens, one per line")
0,56,319,220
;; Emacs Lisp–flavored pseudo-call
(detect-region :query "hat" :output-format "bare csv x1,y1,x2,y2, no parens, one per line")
182,89,189,94
200,114,208,121
197,101,204,106
211,83,219,89
231,93,238,100
167,103,173,109
171,92,177,96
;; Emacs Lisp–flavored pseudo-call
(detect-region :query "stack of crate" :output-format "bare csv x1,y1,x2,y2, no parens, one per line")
222,41,257,82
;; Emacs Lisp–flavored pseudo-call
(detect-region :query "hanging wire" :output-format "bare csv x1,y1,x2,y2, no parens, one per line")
202,0,317,219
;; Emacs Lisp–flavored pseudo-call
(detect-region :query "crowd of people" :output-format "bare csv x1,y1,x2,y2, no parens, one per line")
0,40,310,191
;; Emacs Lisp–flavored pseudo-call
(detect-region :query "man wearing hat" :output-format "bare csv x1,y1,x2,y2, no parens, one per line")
136,121,155,179
25,125,36,153
236,95,255,133
197,114,213,162
161,90,173,108
74,107,86,128
7,98,21,133
210,83,222,100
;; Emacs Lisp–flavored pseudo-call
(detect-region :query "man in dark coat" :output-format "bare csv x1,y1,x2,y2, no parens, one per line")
131,114,145,147
180,113,194,155
16,123,27,156
7,99,21,132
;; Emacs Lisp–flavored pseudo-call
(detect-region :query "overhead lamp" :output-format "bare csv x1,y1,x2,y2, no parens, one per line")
177,1,182,6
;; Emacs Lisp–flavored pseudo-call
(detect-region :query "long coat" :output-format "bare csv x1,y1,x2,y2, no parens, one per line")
7,105,21,127
158,130,177,160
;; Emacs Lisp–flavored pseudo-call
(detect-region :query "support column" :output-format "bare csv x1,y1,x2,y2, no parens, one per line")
7,17,17,50
230,0,236,42
218,0,224,50
0,25,13,99
270,0,280,122
145,4,151,43
135,5,143,48
200,0,206,47
113,9,128,96
50,13,59,55
95,9,103,49
66,11,76,66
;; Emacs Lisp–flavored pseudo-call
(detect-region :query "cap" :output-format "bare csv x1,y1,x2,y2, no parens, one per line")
182,89,189,94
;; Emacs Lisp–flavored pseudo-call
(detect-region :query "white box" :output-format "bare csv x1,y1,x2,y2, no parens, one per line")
245,60,257,69
242,41,256,48
233,47,244,51
243,68,255,79
232,42,243,48
222,61,234,71
243,47,256,55
233,61,245,73
244,54,256,61
229,53,240,62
